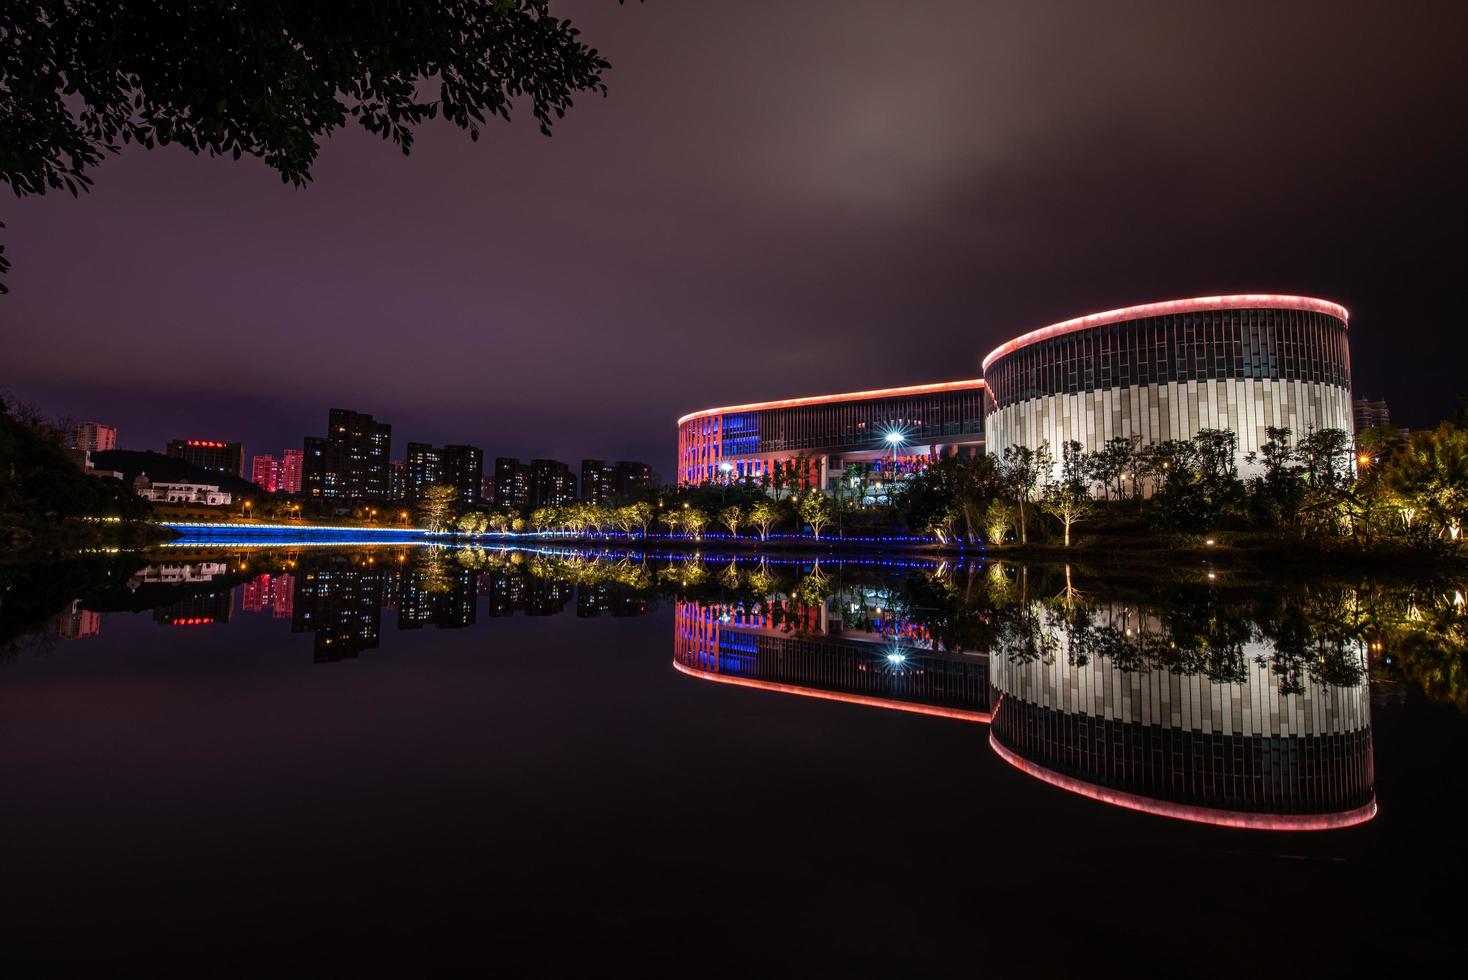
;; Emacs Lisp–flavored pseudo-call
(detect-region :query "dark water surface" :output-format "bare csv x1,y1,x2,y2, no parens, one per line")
1,545,1463,974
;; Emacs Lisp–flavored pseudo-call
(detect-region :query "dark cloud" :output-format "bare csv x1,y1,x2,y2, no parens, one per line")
5,0,1465,469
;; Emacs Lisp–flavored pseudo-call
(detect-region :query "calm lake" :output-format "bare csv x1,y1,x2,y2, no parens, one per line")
2,544,1463,974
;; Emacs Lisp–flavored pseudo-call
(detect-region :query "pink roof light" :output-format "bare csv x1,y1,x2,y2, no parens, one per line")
981,294,1350,373
678,378,986,427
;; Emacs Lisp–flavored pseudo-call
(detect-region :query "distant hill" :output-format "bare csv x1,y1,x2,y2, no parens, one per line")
1,409,149,534
92,450,265,500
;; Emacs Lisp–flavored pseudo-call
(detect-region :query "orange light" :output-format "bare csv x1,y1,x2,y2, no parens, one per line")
1358,454,1371,466
678,378,986,426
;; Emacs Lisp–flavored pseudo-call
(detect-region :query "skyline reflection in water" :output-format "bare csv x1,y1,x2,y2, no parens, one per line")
14,545,1459,830
3,544,1466,971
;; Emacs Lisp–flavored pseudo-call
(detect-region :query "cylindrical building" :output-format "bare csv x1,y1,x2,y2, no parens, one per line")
987,604,1376,829
982,295,1352,477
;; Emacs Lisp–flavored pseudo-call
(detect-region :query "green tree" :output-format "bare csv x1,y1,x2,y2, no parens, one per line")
798,492,834,540
1385,424,1468,543
0,1,619,291
984,498,1016,545
894,454,1004,544
610,504,640,536
456,511,488,535
749,500,783,541
415,485,459,531
682,507,709,540
1001,443,1050,545
718,504,744,538
1041,440,1094,547
626,501,655,538
529,506,559,532
1088,436,1138,501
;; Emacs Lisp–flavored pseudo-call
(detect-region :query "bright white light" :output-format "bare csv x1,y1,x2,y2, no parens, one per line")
884,431,904,444
886,651,907,665
719,462,733,473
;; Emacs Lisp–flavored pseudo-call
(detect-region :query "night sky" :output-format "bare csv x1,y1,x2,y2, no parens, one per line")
5,1,1465,475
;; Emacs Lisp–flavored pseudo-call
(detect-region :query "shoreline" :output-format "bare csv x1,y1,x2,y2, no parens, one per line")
48,519,1454,576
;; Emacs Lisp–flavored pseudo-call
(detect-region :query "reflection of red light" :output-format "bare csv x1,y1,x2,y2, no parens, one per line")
672,660,991,723
981,294,1350,372
987,731,1377,831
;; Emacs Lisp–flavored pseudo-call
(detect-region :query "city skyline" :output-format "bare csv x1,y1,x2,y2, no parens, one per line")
4,1,1462,474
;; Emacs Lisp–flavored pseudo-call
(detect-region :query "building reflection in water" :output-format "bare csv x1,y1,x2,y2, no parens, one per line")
398,563,477,630
241,573,295,618
673,597,1376,831
53,599,101,639
291,565,389,662
152,588,234,627
674,599,992,722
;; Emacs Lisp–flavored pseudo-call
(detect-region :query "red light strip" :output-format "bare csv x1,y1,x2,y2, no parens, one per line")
672,660,992,723
981,294,1350,372
988,732,1377,831
677,379,987,427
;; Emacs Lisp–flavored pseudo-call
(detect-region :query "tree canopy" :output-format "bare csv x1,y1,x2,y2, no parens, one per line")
0,1,619,289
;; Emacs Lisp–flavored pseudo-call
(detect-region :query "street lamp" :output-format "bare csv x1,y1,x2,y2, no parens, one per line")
719,460,734,503
884,430,904,469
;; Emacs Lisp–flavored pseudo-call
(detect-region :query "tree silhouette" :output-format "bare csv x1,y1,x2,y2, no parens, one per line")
1,1,621,290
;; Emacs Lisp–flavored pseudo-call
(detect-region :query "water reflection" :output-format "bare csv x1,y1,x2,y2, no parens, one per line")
11,545,1468,830
673,598,992,722
988,611,1375,830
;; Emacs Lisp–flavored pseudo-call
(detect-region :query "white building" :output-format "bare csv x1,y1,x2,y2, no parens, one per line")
133,473,232,506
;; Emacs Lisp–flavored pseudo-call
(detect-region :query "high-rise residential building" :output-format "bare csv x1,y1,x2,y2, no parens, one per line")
406,442,484,505
251,450,305,494
302,408,391,500
529,459,576,509
388,459,408,501
251,454,281,492
581,459,613,504
167,438,244,476
494,457,531,512
1353,397,1390,433
69,421,117,453
481,473,495,504
611,460,654,497
583,459,654,504
279,449,303,493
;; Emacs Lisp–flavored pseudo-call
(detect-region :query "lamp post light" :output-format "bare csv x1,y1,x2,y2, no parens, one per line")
884,430,905,475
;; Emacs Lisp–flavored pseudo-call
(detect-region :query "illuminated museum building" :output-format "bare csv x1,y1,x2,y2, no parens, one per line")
677,295,1353,488
673,599,1376,829
677,380,988,490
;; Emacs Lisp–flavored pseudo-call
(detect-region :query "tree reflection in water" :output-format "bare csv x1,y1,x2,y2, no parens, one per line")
6,545,1468,712
12,545,1468,827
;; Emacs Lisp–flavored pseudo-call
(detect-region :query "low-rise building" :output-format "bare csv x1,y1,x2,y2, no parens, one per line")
133,473,232,506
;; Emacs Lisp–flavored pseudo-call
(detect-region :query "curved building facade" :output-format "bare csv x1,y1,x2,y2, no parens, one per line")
677,380,986,489
987,608,1376,829
982,295,1353,477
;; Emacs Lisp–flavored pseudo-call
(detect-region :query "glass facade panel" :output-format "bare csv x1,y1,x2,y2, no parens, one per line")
985,308,1350,409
